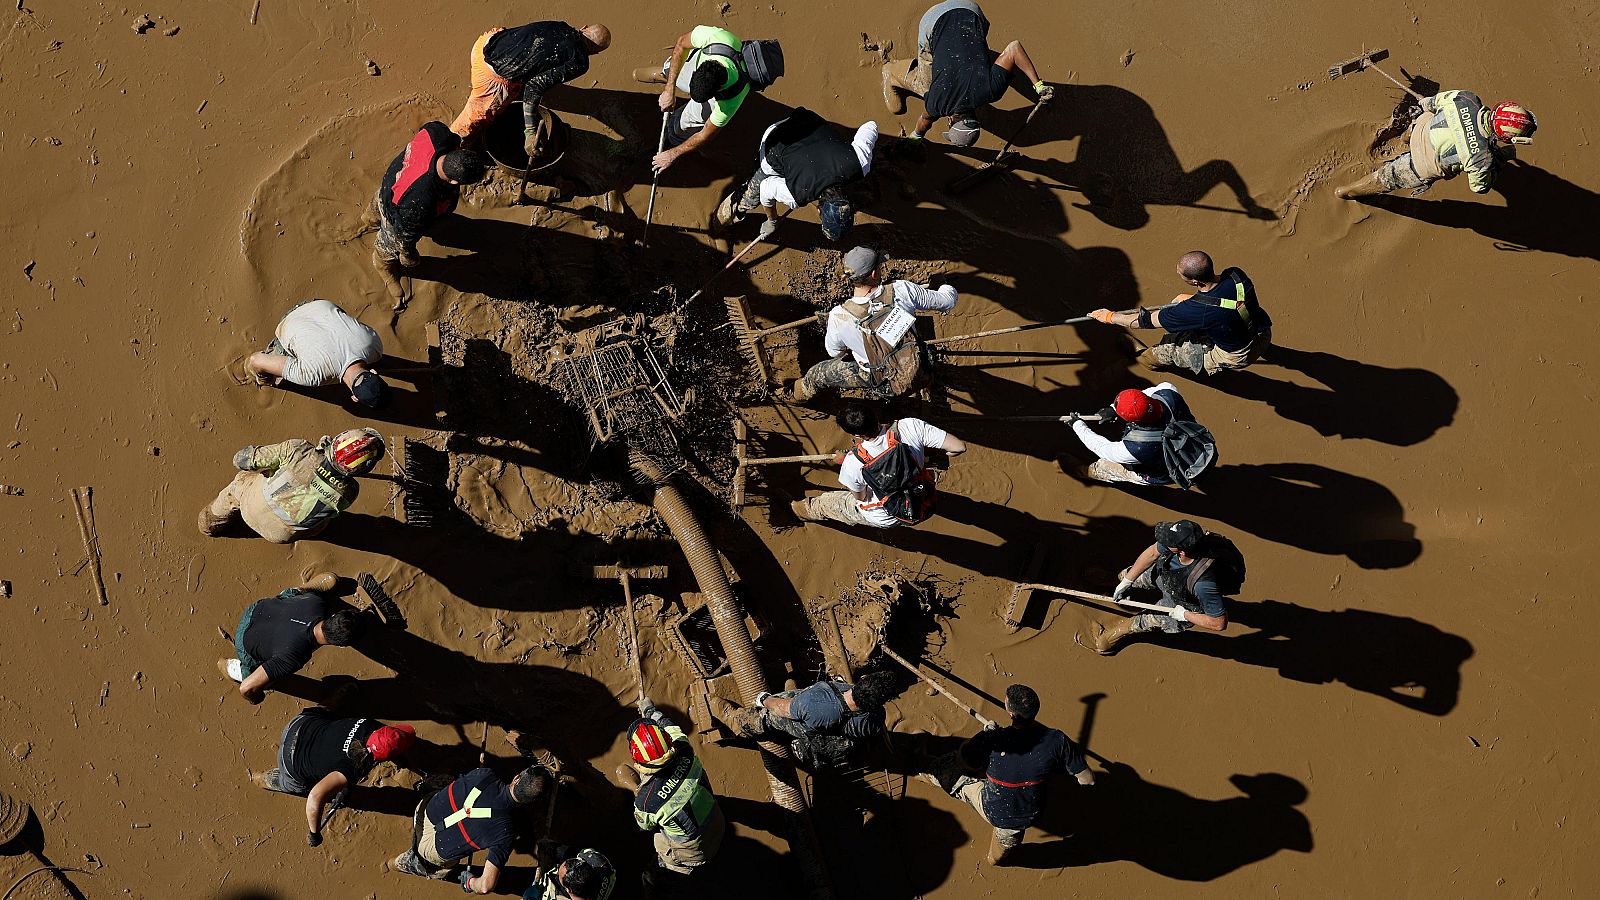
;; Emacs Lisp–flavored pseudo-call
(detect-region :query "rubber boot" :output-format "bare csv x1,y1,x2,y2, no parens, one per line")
198,505,233,537
881,64,906,114
633,66,667,84
985,831,1013,866
615,764,641,791
372,250,409,307
1334,171,1387,200
217,657,243,682
299,572,338,593
786,377,818,403
1087,617,1138,655
790,499,816,522
715,191,743,228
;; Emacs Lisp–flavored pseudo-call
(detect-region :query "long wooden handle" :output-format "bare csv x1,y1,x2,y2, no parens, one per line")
1023,584,1173,615
739,452,837,467
757,316,817,338
880,646,996,730
994,96,1048,157
620,573,645,707
926,313,1111,347
1367,62,1426,102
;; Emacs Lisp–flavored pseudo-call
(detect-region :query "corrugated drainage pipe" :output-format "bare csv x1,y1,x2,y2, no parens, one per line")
630,451,833,899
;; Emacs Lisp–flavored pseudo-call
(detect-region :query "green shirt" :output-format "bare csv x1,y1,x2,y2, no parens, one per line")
682,25,749,128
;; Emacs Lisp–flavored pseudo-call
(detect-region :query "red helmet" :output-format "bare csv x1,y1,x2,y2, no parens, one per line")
1114,389,1165,425
628,720,675,768
1489,102,1537,144
327,428,385,475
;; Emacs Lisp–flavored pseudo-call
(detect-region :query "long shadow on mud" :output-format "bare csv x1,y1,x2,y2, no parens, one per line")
1116,462,1422,569
968,83,1278,229
1019,763,1312,878
1362,161,1600,261
1205,346,1458,446
1151,598,1473,716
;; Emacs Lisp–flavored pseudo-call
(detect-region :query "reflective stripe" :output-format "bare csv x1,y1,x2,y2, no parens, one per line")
1218,283,1252,327
442,784,490,850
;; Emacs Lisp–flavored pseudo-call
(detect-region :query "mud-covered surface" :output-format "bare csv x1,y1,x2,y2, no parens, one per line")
2,1,1598,898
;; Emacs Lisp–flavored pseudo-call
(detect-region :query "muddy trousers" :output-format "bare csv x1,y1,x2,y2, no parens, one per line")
922,752,1026,860
393,793,457,878
797,491,879,527
1145,327,1271,375
1118,567,1193,635
1086,459,1164,486
202,471,317,544
653,806,726,875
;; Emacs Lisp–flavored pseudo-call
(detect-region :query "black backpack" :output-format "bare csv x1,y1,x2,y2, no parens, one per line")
1195,534,1247,595
853,425,937,525
1126,419,1218,490
703,40,784,97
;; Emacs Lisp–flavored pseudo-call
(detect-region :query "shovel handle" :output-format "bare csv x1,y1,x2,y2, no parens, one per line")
880,646,996,730
1365,62,1427,103
925,315,1096,347
1022,584,1174,615
739,452,838,467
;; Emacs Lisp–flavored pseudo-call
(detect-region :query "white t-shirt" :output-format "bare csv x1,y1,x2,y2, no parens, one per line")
824,281,959,367
838,417,949,527
275,300,383,387
757,121,880,208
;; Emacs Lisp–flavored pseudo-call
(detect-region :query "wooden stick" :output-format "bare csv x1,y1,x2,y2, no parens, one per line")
249,0,260,25
1018,583,1173,615
70,487,108,605
642,111,670,245
740,452,837,467
620,572,646,708
880,646,995,730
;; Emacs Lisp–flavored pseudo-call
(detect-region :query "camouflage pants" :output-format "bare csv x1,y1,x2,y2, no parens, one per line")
367,191,417,265
1146,327,1271,375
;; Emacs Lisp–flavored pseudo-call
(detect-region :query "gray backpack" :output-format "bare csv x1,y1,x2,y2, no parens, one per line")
1126,420,1218,490
702,40,785,97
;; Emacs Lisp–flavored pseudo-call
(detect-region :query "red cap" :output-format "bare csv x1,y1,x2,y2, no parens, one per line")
1114,389,1165,424
366,723,417,761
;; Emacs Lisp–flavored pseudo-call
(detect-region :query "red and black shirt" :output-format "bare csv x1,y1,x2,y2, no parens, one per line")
379,120,460,246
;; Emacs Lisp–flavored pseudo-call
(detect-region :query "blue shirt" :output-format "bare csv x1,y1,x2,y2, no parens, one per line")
788,681,883,738
1156,267,1271,352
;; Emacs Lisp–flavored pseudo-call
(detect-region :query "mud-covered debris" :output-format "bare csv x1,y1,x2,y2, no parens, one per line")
1120,49,1135,67
0,581,10,598
365,59,381,76
132,14,156,34
164,25,180,36
22,261,34,280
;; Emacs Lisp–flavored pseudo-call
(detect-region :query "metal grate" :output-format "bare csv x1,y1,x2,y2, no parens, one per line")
550,315,686,453
672,605,729,679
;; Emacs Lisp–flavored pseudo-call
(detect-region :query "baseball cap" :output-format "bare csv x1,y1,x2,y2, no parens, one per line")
843,246,880,282
1154,520,1204,552
365,723,417,761
351,370,390,410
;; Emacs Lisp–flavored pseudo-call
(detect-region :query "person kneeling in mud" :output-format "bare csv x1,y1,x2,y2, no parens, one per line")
364,121,490,301
788,245,958,403
712,673,897,769
198,428,384,544
1086,519,1245,655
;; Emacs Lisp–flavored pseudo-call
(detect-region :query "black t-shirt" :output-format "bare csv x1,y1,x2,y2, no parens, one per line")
242,590,328,681
1157,267,1272,352
379,121,460,245
960,722,1087,830
483,21,589,87
925,10,1010,119
425,768,518,868
285,708,381,788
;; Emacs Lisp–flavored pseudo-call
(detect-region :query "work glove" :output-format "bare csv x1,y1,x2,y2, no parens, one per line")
757,218,778,242
306,830,322,848
232,447,255,469
1112,579,1135,600
1088,308,1117,324
459,867,476,893
1095,406,1120,424
523,128,543,162
1168,606,1189,623
1034,81,1055,103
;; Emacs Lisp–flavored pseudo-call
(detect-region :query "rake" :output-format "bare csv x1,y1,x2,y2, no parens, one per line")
724,296,818,387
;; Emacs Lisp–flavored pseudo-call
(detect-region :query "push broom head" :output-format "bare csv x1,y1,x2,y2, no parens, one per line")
1328,47,1388,80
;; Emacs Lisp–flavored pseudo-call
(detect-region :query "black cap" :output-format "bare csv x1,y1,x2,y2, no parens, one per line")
1154,520,1203,552
351,370,390,410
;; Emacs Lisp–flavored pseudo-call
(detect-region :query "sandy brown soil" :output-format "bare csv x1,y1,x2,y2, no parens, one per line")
2,0,1598,898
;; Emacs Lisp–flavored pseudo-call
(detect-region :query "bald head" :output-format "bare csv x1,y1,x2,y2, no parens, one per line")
581,24,611,53
1177,251,1214,285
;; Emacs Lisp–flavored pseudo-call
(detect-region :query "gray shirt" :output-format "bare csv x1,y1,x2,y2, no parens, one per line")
275,300,382,387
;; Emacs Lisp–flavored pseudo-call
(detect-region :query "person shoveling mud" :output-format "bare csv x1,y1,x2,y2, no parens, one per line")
786,245,958,403
251,706,416,849
218,573,364,704
449,21,612,148
716,109,878,244
245,299,390,408
363,123,490,303
615,698,726,892
1331,54,1537,200
713,672,898,769
198,428,384,543
917,684,1095,866
791,402,967,528
637,26,782,174
1065,384,1216,488
1089,250,1273,375
882,1,1053,146
1083,520,1245,655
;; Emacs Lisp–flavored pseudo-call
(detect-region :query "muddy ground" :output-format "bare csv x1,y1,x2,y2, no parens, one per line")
2,0,1598,898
